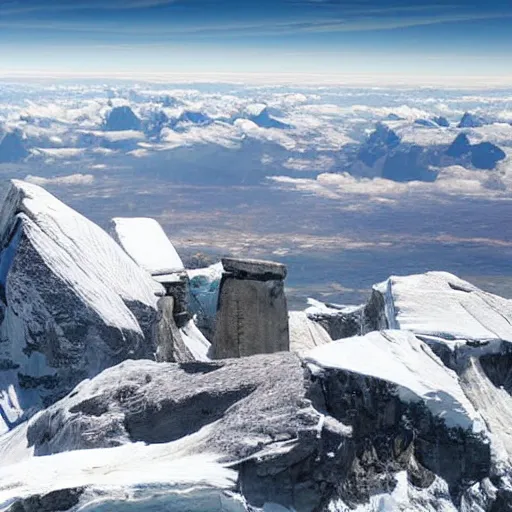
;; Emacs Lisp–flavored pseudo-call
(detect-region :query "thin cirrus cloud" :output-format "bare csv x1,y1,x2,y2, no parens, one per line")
0,10,510,37
0,0,180,14
1,0,511,77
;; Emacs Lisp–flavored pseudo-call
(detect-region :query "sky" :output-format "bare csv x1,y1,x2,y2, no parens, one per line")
0,0,511,81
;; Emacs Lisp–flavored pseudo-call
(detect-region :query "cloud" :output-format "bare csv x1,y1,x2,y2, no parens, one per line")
25,173,95,186
270,165,512,201
2,8,510,38
234,119,297,150
0,0,179,15
159,122,240,150
283,155,336,172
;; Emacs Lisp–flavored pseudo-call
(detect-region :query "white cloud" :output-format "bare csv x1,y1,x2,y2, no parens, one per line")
271,165,512,201
159,122,240,150
234,119,297,150
283,155,336,172
25,174,95,186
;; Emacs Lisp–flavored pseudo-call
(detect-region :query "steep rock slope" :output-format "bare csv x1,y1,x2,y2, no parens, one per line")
0,181,162,434
364,271,512,505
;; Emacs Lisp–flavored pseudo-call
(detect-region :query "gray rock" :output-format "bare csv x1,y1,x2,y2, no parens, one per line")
7,488,84,512
19,340,505,510
24,353,340,510
156,274,191,327
0,181,162,432
305,302,364,340
221,257,287,281
153,296,195,363
213,273,290,358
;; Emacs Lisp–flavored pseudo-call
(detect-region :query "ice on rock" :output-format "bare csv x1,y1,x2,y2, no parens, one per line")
372,271,512,345
289,311,332,355
188,262,223,340
306,330,484,431
111,217,184,276
0,445,241,512
0,180,163,434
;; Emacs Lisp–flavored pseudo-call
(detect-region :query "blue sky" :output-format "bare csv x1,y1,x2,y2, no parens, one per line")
0,0,511,80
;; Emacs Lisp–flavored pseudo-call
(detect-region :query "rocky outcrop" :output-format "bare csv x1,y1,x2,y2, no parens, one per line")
111,217,190,326
153,296,195,363
458,112,486,128
359,271,512,505
470,141,506,169
357,123,401,167
446,133,471,158
433,116,450,127
212,258,289,358
104,106,142,131
0,131,28,163
0,181,162,434
4,329,506,510
305,299,364,340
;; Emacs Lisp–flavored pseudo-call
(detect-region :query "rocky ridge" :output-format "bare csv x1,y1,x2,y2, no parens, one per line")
0,183,511,511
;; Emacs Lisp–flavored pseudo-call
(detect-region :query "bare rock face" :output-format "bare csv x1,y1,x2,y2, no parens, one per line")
11,335,502,511
153,296,195,363
0,181,162,434
305,300,364,340
212,257,289,359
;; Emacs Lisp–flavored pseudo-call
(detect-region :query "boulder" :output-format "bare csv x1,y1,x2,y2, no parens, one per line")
212,257,290,358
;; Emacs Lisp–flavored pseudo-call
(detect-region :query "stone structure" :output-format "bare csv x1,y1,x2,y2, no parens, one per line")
212,257,289,359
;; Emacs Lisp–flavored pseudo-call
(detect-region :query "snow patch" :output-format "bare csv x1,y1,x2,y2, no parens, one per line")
306,330,484,431
111,217,184,275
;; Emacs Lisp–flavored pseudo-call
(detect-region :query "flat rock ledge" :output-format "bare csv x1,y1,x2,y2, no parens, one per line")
222,257,287,281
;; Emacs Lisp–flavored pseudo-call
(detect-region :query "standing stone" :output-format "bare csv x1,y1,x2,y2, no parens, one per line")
213,257,290,359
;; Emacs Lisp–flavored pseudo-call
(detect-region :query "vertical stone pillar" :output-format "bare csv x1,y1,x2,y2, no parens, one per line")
213,257,290,359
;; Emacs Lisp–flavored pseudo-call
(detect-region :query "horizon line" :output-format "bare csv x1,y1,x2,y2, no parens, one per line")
2,70,512,88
